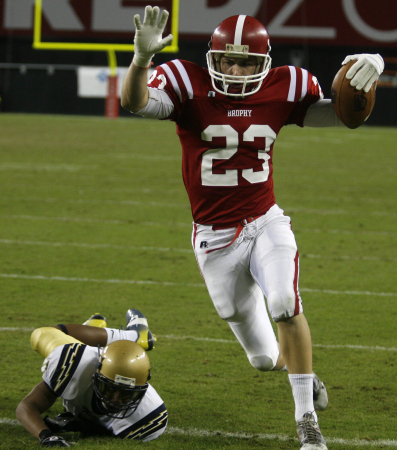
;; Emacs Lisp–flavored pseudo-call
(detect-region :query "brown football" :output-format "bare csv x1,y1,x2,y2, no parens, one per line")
331,59,376,129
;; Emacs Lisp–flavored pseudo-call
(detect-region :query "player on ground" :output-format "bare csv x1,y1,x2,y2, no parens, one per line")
16,309,167,447
121,6,384,449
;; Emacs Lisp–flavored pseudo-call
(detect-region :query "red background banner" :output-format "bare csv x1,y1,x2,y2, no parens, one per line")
0,0,396,47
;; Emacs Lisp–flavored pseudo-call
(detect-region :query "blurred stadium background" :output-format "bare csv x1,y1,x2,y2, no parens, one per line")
0,0,396,123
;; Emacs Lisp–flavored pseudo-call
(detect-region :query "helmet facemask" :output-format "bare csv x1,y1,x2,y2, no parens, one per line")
93,371,148,418
206,46,271,97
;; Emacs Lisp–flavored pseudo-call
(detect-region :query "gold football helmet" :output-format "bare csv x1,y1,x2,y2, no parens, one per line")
93,340,150,418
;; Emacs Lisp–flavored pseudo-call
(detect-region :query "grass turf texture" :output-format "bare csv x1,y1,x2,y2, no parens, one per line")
0,113,396,450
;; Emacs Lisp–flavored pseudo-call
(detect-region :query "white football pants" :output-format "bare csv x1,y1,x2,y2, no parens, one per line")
192,205,303,371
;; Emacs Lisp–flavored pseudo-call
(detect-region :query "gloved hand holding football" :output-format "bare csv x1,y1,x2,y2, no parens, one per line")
342,53,384,92
331,53,383,128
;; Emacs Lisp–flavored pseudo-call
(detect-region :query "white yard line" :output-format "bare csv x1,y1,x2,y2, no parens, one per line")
2,239,394,261
0,239,191,253
166,426,397,447
1,273,396,297
0,163,97,171
281,194,389,204
0,273,204,288
0,214,395,236
1,197,397,216
303,254,397,262
299,287,397,297
285,207,397,217
1,419,396,447
4,182,394,206
1,329,396,353
3,182,183,195
0,419,21,425
160,335,397,352
0,214,191,227
0,196,189,209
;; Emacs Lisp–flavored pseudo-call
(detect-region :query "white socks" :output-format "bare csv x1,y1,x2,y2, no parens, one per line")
105,328,138,345
288,373,317,422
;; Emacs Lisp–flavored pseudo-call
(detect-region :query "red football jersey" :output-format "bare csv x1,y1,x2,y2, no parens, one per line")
147,60,323,226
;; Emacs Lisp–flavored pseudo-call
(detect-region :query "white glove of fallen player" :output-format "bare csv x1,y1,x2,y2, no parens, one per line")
132,5,173,68
342,53,384,92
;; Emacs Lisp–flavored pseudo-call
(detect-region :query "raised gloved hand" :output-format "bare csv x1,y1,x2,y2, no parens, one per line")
132,5,173,68
39,429,73,447
342,53,384,92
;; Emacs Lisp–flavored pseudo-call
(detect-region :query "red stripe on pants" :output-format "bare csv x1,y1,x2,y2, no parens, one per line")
293,251,301,316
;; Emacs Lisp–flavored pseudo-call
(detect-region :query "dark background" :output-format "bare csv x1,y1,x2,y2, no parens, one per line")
1,0,396,125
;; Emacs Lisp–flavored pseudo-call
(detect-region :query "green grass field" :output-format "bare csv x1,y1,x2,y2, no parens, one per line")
0,113,396,450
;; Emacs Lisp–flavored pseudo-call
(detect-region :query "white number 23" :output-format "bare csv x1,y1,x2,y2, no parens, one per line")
201,124,276,186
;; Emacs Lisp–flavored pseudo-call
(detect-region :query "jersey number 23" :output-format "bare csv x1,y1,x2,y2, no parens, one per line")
201,124,276,186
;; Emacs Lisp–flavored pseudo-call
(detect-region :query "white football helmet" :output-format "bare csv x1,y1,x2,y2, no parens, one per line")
206,15,272,97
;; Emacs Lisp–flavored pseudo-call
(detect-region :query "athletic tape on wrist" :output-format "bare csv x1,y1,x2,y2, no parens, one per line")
132,59,153,69
39,429,54,441
57,324,69,335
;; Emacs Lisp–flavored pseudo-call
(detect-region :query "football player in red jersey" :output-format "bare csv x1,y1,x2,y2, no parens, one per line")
121,6,384,449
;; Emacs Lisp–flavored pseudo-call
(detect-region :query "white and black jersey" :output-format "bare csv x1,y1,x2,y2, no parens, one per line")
42,343,168,441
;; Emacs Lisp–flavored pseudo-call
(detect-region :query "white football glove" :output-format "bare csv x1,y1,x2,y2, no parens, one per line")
342,53,384,93
132,5,173,68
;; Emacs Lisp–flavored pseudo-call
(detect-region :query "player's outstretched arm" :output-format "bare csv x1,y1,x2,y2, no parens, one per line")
53,323,151,350
54,324,108,347
16,381,72,446
31,323,146,358
121,5,173,112
303,99,345,127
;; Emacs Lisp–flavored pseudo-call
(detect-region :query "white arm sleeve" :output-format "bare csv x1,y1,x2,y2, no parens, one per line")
135,87,175,119
303,99,346,127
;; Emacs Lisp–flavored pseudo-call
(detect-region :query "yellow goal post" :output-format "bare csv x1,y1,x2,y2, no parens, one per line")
33,0,179,117
33,0,180,75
